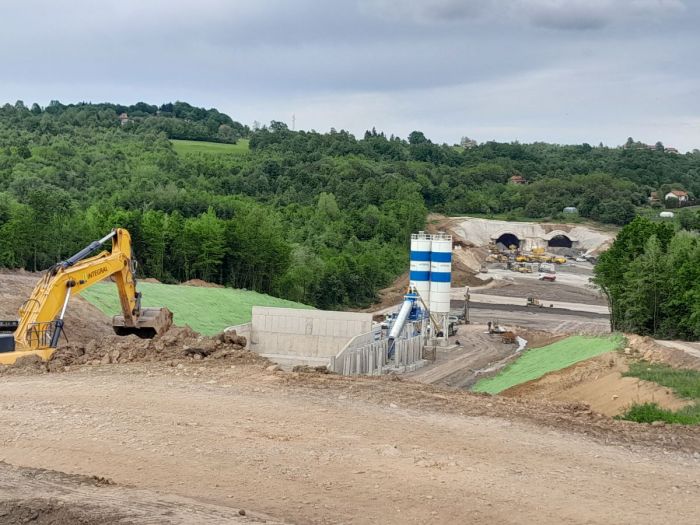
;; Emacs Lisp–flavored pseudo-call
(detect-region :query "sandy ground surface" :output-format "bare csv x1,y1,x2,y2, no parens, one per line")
0,462,275,524
0,362,699,525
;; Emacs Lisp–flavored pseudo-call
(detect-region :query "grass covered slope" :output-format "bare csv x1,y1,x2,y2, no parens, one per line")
619,363,700,424
171,139,249,155
81,281,311,336
473,335,625,395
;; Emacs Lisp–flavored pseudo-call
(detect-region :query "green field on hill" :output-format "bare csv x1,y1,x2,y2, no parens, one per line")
171,139,250,155
472,334,625,395
636,204,700,223
81,281,311,336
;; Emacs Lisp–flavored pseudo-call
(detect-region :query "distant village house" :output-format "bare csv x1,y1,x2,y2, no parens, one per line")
118,112,129,126
509,175,527,185
665,190,689,204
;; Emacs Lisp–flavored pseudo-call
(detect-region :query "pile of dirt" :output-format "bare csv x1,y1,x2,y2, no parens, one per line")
501,351,692,416
514,328,567,349
0,271,113,345
0,328,267,375
0,463,266,524
627,334,700,370
0,499,122,525
182,279,224,288
292,364,331,374
139,277,162,284
48,327,262,370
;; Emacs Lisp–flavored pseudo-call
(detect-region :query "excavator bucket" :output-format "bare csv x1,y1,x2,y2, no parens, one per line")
112,307,173,338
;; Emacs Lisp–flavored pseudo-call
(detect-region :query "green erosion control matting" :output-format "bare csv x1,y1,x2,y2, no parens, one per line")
81,282,311,336
472,334,624,395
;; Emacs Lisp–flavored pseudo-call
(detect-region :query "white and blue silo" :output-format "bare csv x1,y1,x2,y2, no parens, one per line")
429,232,452,318
410,232,432,305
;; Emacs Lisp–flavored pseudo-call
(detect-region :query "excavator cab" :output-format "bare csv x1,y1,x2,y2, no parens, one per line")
0,229,173,365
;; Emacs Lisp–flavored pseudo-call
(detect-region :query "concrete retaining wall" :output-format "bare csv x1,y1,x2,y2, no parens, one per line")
248,307,373,367
329,334,425,376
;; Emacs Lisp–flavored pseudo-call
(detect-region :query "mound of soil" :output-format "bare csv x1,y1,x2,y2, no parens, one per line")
182,279,224,288
0,499,122,525
48,327,261,370
0,328,266,376
502,352,692,416
627,334,700,370
0,271,113,345
139,277,162,284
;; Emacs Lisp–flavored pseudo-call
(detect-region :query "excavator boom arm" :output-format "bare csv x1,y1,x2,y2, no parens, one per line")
0,228,172,364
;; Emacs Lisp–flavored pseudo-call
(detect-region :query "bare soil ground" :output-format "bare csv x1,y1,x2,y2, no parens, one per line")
473,277,606,305
407,324,522,389
2,272,699,523
0,462,277,524
0,361,698,524
0,270,113,345
502,352,693,416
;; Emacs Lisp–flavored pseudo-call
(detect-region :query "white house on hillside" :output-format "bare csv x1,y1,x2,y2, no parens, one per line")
665,190,689,204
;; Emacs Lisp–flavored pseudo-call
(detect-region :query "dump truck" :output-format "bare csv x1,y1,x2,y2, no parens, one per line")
0,229,172,365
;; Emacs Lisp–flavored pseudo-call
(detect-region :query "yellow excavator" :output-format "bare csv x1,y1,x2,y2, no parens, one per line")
0,228,172,365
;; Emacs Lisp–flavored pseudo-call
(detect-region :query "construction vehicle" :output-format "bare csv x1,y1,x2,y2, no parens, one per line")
501,331,516,344
0,229,173,365
526,296,543,307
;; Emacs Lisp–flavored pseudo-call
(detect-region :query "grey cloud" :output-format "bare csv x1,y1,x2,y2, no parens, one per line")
523,0,686,30
526,3,609,30
361,0,686,30
359,0,489,23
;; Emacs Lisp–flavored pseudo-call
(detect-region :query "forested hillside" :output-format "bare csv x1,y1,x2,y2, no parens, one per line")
594,217,700,339
1,100,699,309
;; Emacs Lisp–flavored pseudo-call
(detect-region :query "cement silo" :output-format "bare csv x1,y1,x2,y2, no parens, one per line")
410,232,432,305
429,232,452,336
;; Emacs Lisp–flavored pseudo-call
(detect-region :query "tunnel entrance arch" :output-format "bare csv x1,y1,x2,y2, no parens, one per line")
548,234,573,248
495,232,521,249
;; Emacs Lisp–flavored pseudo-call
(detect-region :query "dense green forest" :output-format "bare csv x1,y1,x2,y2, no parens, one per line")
1,100,699,309
594,217,700,339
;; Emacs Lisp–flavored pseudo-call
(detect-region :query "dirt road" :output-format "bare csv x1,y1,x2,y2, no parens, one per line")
0,364,698,524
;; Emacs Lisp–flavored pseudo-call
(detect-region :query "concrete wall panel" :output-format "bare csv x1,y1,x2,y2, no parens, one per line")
249,307,373,364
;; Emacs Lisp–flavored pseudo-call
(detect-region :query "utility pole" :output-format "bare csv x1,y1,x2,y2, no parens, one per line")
292,114,296,131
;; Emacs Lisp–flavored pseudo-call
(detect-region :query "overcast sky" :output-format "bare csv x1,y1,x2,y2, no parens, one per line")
1,0,698,150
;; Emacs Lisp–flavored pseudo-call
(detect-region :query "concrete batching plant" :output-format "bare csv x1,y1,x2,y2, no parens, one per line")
429,232,452,339
410,232,432,306
400,231,453,345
